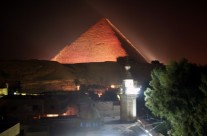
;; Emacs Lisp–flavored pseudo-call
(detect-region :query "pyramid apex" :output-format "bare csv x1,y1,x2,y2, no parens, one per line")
94,18,113,27
93,18,112,26
98,17,109,21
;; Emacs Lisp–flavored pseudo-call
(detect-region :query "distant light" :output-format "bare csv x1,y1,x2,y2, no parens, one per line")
125,65,131,71
21,93,26,96
77,85,80,91
31,93,39,96
14,92,21,95
97,92,102,98
62,113,67,116
110,84,115,88
46,114,59,117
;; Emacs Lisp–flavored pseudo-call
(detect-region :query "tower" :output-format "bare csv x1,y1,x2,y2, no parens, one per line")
120,65,140,122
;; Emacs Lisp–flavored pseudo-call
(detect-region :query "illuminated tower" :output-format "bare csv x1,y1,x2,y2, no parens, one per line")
120,65,140,122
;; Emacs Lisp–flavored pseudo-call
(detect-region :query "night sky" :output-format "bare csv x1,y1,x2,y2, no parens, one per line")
0,0,206,65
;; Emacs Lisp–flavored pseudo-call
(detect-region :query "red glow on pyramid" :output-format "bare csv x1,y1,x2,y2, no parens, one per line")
52,18,148,64
52,18,127,64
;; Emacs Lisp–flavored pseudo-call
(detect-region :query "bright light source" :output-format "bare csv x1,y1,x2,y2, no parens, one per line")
124,79,140,94
97,92,102,98
46,114,59,117
124,79,134,88
31,93,39,96
110,84,115,88
14,92,20,95
77,85,80,90
125,65,131,71
21,93,26,96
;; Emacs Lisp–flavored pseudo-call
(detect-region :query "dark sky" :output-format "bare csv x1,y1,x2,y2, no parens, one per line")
0,0,206,65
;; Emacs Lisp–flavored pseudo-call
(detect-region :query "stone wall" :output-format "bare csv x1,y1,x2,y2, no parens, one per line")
95,101,120,117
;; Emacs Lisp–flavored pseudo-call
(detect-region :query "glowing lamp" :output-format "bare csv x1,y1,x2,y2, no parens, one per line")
123,79,140,94
21,93,26,96
110,84,115,88
46,114,59,117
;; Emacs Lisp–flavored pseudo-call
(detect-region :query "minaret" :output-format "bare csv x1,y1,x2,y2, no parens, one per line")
120,65,140,122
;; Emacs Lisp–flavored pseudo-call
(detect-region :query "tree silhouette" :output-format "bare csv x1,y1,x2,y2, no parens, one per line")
145,59,207,135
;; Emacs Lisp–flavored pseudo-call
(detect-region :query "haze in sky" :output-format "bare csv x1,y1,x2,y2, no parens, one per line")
0,0,206,64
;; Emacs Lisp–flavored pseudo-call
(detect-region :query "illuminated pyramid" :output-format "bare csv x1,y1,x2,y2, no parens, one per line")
52,18,148,64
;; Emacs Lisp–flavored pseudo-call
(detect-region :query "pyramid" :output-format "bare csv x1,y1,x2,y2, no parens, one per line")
52,18,149,64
